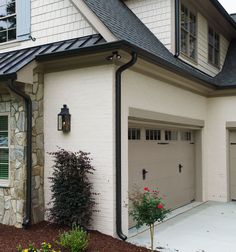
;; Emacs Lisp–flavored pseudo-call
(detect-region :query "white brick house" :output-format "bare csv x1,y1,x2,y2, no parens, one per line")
1,0,236,240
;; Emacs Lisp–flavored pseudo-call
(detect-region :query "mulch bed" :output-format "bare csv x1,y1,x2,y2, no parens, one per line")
0,221,152,252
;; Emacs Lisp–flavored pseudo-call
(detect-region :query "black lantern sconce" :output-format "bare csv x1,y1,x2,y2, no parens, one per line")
58,104,71,133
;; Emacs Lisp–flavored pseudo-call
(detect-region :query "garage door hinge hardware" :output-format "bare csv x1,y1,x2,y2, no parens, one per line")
158,142,169,145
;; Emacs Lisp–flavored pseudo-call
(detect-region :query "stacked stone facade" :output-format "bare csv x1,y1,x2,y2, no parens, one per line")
0,93,26,228
26,72,45,224
0,72,45,227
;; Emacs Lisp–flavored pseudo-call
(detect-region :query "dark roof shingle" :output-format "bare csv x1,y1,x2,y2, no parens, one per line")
83,0,236,88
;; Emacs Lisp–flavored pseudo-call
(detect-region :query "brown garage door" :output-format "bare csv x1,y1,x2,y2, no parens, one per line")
128,125,195,228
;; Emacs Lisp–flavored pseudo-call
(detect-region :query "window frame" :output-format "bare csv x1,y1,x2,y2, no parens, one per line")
128,128,141,140
208,26,220,68
0,113,10,186
164,130,178,141
180,3,198,62
0,0,17,44
145,128,161,141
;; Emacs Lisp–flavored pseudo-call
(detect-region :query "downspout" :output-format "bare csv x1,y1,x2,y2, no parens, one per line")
115,52,137,241
175,0,180,57
7,79,32,229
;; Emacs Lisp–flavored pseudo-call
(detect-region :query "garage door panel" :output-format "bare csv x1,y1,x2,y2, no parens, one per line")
129,126,196,228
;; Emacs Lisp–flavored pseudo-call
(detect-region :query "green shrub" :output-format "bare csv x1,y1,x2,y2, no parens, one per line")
57,226,89,252
48,148,95,227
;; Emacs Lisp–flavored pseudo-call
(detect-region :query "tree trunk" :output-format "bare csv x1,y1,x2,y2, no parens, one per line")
149,223,155,251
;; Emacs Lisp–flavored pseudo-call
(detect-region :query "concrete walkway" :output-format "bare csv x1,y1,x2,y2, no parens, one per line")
128,201,236,252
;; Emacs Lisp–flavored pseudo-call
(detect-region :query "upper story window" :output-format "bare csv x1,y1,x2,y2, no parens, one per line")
0,115,9,180
180,4,197,60
208,27,220,67
0,0,16,43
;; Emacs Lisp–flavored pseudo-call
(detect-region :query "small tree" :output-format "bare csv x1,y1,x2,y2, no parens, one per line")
129,187,170,252
48,148,95,228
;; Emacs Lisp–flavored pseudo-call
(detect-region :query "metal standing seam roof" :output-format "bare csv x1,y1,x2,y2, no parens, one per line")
0,34,106,78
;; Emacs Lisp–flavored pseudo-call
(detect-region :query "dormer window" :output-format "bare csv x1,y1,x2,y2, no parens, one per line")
208,27,220,67
180,4,197,60
0,0,16,43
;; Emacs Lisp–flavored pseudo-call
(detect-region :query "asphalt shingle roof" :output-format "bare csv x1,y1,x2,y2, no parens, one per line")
215,40,236,87
83,0,236,88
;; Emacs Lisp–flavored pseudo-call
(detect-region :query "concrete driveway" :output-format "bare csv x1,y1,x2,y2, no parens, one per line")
128,201,236,252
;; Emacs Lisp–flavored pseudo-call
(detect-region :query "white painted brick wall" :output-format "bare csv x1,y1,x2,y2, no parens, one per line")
0,0,97,52
125,0,172,51
44,65,116,236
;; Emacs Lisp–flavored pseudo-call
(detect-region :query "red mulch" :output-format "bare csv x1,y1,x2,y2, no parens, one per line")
0,221,153,252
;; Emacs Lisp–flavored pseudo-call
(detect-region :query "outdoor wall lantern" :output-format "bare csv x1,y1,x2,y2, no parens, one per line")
58,104,71,132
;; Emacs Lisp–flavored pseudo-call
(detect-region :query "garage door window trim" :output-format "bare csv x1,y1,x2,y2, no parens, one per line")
165,130,178,141
146,129,161,141
128,128,141,140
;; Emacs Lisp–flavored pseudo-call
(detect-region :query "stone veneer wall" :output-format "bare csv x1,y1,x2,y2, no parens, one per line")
0,72,45,227
0,93,26,228
25,72,45,224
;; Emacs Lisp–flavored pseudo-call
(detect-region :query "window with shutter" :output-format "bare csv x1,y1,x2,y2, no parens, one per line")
0,115,9,180
0,0,16,43
0,0,31,44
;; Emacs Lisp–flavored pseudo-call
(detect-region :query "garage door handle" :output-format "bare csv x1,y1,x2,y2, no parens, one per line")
142,169,148,180
179,164,183,173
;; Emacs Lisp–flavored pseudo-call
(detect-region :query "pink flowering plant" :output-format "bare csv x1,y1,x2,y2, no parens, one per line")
129,187,170,251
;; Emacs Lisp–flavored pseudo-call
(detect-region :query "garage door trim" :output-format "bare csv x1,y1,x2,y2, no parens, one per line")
129,108,204,128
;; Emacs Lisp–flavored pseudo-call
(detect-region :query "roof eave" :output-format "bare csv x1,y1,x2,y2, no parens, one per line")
36,40,217,90
209,0,236,30
0,73,17,82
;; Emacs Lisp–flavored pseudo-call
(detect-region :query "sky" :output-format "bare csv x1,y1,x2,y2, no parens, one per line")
218,0,236,14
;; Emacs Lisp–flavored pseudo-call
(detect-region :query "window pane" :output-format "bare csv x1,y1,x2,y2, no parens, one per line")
208,27,214,45
0,132,8,146
0,0,6,6
136,129,140,140
0,18,7,30
146,129,149,140
181,29,188,54
0,4,6,17
7,15,16,29
6,1,15,15
190,36,196,59
165,131,171,141
0,149,8,163
0,29,6,42
8,28,15,40
214,49,219,66
215,33,220,50
190,12,196,36
0,163,8,179
0,116,8,131
181,5,188,30
208,44,213,63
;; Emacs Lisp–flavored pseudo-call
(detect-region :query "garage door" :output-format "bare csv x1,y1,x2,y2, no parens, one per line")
128,125,195,227
229,131,236,200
